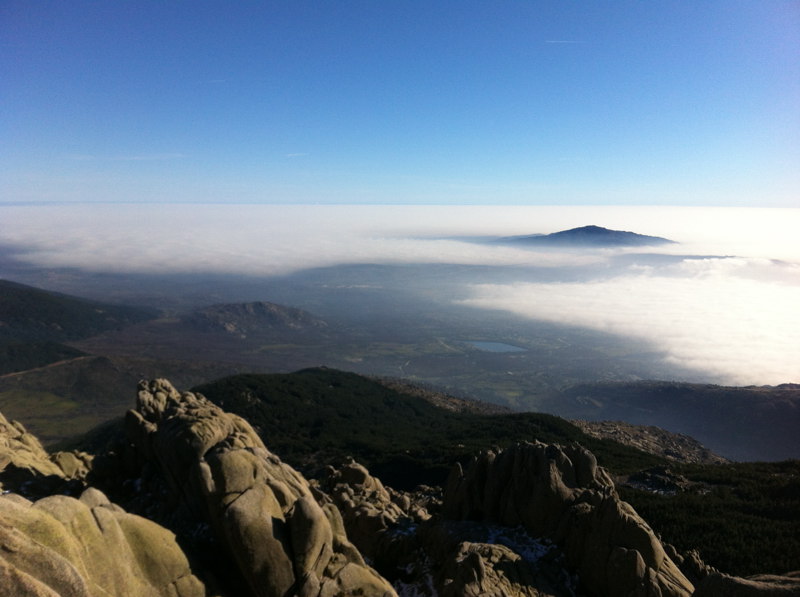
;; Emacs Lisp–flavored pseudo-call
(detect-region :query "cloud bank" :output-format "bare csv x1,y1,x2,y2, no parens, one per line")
1,203,798,384
460,270,800,385
0,204,609,275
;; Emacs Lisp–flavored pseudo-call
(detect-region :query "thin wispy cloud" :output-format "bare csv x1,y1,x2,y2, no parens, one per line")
64,153,187,161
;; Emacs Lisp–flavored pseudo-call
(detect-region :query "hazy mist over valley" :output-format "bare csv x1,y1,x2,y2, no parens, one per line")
2,203,799,388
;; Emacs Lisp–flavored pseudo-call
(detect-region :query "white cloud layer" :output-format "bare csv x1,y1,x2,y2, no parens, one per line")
460,271,800,386
0,204,611,275
1,203,799,384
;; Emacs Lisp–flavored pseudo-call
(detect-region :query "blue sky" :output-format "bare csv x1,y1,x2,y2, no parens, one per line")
2,1,798,206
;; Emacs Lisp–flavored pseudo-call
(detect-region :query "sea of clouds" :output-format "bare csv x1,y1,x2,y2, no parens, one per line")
2,203,799,385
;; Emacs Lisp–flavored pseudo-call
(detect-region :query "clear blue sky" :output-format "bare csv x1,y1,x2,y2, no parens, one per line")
2,1,798,205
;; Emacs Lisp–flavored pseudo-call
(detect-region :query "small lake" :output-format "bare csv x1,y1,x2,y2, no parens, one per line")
465,341,527,353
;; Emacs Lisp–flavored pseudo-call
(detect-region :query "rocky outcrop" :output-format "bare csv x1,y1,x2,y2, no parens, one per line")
436,539,570,597
572,420,729,465
418,522,579,597
437,541,547,597
625,466,695,495
316,460,429,558
4,378,797,597
0,487,206,597
320,460,577,597
443,441,695,597
0,411,91,498
0,411,63,479
125,378,395,597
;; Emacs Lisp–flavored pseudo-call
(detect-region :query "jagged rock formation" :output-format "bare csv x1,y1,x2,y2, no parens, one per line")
0,411,65,481
316,460,417,558
124,378,395,597
443,441,695,597
0,487,206,597
624,465,697,495
320,460,578,597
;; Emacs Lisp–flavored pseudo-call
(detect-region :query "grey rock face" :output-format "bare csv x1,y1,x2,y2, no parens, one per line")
126,378,395,597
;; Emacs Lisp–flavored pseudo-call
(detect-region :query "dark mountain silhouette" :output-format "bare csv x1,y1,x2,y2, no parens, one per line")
191,368,651,489
498,225,676,247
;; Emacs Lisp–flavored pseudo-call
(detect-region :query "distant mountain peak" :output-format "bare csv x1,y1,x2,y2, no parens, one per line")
498,225,676,247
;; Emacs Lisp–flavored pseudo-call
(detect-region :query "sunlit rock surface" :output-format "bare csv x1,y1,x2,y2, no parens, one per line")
0,411,92,498
0,488,206,597
126,378,395,597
